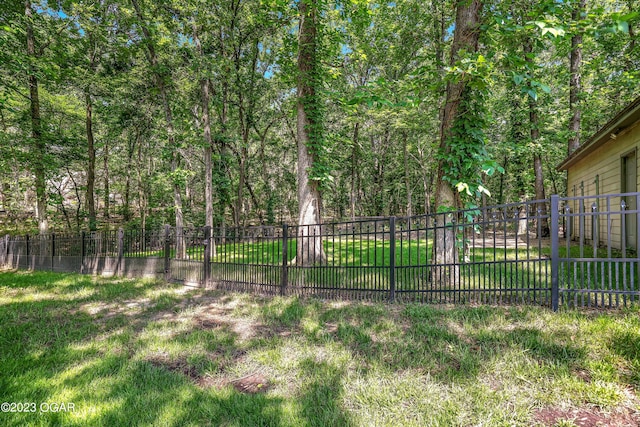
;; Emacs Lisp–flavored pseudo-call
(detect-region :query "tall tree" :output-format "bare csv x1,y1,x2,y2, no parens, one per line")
130,0,185,257
296,0,326,265
524,39,550,237
432,0,484,284
72,0,114,231
192,22,214,234
24,0,48,234
567,0,585,154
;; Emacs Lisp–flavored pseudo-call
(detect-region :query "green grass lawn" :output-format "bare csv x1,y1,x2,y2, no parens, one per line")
63,237,639,305
1,270,639,426
200,240,638,305
133,237,625,265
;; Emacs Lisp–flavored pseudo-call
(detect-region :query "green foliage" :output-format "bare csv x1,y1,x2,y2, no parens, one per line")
439,83,503,201
298,0,337,188
0,0,639,232
2,270,640,426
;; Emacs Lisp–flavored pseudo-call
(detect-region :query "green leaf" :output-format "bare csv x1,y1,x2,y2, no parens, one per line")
620,12,639,21
513,73,524,85
617,21,629,33
477,185,491,197
455,182,472,196
526,88,537,101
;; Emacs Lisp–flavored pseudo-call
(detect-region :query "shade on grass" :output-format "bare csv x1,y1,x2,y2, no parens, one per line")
1,270,639,426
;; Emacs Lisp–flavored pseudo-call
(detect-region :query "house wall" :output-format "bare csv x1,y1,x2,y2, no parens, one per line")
566,121,640,249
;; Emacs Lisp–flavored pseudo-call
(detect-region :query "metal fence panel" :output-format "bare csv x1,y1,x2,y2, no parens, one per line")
2,192,638,309
557,193,639,308
209,225,283,295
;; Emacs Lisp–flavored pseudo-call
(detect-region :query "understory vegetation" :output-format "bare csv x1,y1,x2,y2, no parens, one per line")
1,270,639,426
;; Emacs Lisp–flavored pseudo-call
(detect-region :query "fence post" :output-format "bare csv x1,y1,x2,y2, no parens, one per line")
280,224,288,296
164,225,171,281
550,195,560,312
2,235,7,267
203,226,211,287
26,234,30,258
389,216,396,302
51,233,55,271
117,228,124,277
81,231,86,274
4,234,8,268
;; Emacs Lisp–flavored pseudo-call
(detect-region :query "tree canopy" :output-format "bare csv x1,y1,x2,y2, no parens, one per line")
0,0,638,233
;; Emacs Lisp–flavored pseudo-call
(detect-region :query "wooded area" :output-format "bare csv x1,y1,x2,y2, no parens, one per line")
0,0,638,236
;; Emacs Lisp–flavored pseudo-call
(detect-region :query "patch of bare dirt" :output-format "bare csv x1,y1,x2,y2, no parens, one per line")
145,350,270,394
253,323,293,339
533,407,640,427
572,368,592,383
194,317,225,330
229,372,270,394
189,305,261,341
324,322,339,334
469,232,552,250
147,353,201,381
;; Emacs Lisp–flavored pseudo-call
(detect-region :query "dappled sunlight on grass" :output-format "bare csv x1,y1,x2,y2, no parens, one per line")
1,270,639,426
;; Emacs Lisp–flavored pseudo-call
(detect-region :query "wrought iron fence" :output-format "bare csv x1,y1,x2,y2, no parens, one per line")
1,193,639,309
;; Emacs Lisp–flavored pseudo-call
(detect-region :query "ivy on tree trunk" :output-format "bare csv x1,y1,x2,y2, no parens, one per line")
296,0,326,266
432,0,483,285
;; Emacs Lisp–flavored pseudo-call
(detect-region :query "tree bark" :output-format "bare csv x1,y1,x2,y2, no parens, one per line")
25,0,47,235
432,0,483,285
403,131,412,218
123,131,136,222
521,38,550,237
85,91,97,230
131,0,184,257
103,138,110,221
528,88,550,237
193,23,216,256
567,0,585,154
136,134,147,231
296,0,325,265
214,25,231,239
350,122,359,220
232,39,259,227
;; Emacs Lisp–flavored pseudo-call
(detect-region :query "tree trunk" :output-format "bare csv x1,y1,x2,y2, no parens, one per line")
403,131,412,218
567,0,585,155
233,39,259,228
296,0,325,265
350,122,359,220
214,25,231,238
25,0,47,235
136,135,147,231
123,131,136,222
85,91,97,230
131,0,184,257
103,138,110,221
520,34,550,238
193,23,216,257
432,0,483,285
528,91,550,237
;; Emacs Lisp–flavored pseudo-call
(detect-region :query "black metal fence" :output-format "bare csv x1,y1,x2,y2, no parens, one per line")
1,193,639,309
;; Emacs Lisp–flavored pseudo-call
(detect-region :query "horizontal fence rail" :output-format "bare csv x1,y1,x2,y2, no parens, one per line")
1,193,639,310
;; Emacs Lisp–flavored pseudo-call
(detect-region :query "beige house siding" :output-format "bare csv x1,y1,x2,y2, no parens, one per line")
566,122,640,249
